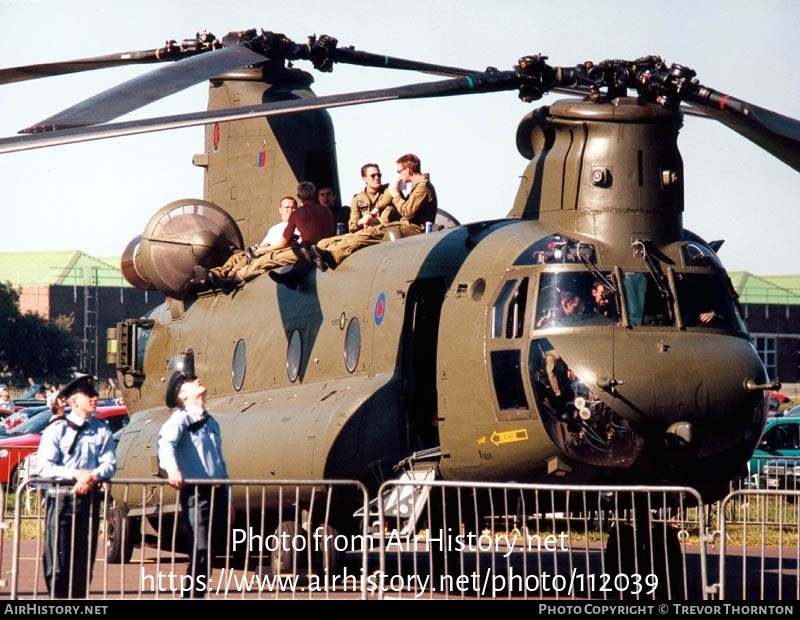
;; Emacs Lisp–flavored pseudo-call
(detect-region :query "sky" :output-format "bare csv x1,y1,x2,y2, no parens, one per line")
1,0,798,275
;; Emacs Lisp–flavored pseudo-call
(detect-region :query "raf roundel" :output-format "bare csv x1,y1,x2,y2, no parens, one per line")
374,292,386,326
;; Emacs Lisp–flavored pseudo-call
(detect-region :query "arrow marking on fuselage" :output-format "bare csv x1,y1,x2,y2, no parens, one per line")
488,429,529,447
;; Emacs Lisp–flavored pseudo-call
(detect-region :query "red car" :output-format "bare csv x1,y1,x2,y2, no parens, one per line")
0,404,129,490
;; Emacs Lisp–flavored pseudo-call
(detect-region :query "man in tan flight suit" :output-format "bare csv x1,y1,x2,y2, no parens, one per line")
347,163,397,233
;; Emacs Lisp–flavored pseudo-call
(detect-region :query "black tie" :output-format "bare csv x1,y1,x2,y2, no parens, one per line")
187,416,211,433
66,419,86,455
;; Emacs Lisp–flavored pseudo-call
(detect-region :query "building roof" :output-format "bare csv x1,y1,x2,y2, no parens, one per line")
728,272,800,306
0,250,129,287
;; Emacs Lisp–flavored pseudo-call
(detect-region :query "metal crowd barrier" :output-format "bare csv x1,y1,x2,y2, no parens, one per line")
0,476,798,600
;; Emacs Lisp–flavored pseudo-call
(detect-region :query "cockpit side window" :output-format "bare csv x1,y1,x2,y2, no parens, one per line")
621,272,673,326
491,277,528,339
673,273,741,330
534,272,618,329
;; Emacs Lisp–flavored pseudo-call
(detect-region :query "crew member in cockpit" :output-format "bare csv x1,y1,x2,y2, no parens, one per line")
590,281,617,319
555,290,586,324
535,287,586,328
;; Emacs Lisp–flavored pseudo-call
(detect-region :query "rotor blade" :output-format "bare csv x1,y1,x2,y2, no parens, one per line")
0,48,186,85
0,71,522,154
20,45,267,133
324,46,478,77
0,33,222,85
684,93,800,173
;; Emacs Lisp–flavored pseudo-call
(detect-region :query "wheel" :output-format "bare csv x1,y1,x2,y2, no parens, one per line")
106,505,136,564
8,465,20,492
311,524,343,576
271,521,305,575
604,523,684,600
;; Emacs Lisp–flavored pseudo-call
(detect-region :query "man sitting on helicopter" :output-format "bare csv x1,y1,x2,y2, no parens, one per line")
270,153,437,287
208,196,300,282
208,182,333,292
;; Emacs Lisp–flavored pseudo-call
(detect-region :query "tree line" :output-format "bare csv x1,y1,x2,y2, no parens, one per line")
0,281,81,386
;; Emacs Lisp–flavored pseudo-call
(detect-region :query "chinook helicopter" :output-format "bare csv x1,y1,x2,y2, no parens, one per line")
1,28,795,571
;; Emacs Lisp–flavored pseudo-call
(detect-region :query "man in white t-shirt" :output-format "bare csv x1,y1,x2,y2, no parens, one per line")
256,196,301,248
209,196,300,280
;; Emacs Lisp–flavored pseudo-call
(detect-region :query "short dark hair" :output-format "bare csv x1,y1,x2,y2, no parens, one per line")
360,163,380,177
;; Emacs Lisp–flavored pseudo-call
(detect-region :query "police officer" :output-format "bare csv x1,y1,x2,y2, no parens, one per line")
37,374,116,599
158,371,229,598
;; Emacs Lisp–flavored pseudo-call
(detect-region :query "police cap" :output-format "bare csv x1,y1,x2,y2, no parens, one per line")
165,371,195,408
58,374,99,400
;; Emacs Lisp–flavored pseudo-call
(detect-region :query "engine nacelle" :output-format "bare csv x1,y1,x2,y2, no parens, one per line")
121,199,243,300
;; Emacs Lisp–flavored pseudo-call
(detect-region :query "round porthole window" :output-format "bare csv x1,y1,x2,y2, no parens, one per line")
232,339,246,391
344,317,361,373
287,329,302,382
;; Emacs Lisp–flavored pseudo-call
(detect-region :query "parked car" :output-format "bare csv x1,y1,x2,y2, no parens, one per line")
768,392,794,417
747,416,800,488
1,404,129,490
0,405,51,436
761,458,800,491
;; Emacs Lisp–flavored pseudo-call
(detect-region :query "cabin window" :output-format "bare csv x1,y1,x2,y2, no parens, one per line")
232,339,246,390
287,330,302,383
166,350,194,376
490,349,529,410
344,318,361,373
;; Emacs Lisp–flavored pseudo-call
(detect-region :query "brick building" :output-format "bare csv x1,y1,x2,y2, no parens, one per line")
729,272,800,400
0,250,165,382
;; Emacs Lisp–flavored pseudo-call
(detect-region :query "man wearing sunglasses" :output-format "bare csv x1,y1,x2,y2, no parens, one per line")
271,154,436,288
347,163,397,233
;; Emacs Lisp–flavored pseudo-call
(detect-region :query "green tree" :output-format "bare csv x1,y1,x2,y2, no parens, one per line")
0,281,80,379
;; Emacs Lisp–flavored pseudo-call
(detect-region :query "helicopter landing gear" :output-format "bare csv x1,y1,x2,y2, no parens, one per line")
603,500,685,600
105,505,136,564
271,521,299,575
270,520,344,577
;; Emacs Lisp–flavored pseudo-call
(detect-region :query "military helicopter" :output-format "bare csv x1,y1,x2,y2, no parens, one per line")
1,28,795,569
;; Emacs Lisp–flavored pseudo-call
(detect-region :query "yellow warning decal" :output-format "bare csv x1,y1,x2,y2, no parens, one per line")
476,429,529,447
